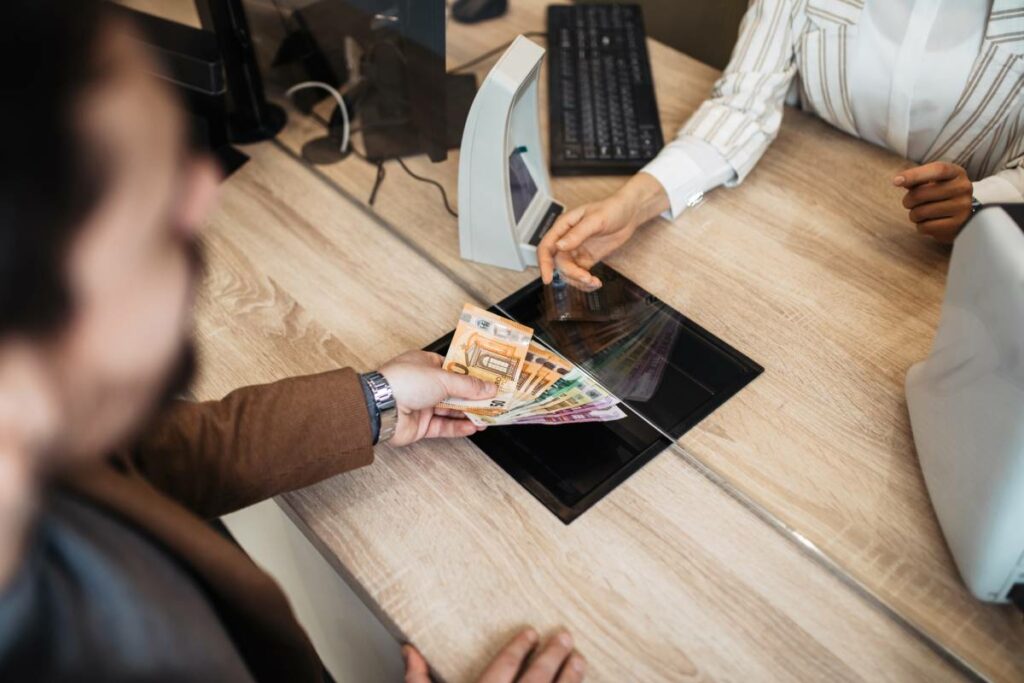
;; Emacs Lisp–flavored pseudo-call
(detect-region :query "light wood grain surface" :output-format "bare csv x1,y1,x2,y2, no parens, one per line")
135,0,1024,680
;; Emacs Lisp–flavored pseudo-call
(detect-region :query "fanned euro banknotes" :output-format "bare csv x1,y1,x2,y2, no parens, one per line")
437,303,627,426
540,267,678,403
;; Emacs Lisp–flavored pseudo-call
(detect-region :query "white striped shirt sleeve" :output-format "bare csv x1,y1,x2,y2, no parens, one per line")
641,136,737,218
973,170,1024,204
678,0,802,184
972,146,1024,205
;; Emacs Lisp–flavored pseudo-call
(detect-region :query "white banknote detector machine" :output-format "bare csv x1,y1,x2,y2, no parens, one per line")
458,36,563,271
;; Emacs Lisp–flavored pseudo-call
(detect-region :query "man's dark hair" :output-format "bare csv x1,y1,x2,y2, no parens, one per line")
0,0,107,337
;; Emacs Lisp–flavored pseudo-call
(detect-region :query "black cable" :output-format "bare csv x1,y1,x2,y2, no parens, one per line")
307,110,456,217
368,162,386,206
298,71,460,218
394,158,459,218
448,31,547,73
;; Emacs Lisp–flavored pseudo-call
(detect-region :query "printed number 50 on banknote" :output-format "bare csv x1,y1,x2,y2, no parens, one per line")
438,304,534,415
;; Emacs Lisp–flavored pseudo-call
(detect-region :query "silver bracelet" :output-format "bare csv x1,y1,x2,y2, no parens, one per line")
362,371,397,443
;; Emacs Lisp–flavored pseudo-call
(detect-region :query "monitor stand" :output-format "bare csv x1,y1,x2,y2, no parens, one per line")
424,265,763,524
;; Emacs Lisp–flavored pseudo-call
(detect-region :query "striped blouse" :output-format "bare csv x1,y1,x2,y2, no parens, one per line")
643,0,1024,218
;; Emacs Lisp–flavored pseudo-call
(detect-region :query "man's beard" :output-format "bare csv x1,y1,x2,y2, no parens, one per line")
156,237,203,407
129,238,203,442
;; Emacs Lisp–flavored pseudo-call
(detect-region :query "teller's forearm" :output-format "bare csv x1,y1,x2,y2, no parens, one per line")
618,172,672,226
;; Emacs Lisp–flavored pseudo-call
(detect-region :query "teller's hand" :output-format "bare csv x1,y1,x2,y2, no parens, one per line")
893,161,974,244
538,173,669,291
403,628,586,683
378,350,495,447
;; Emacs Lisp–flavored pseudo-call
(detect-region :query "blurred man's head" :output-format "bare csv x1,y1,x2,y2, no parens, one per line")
0,1,220,466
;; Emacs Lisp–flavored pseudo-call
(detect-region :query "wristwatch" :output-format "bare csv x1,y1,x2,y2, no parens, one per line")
970,196,982,217
360,371,397,444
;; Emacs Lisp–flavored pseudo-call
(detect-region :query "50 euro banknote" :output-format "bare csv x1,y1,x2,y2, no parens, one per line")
436,304,534,416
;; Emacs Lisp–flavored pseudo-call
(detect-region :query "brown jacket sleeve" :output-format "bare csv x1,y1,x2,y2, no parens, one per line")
126,368,375,519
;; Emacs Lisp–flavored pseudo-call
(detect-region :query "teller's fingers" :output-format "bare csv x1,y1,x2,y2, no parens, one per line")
554,214,607,252
901,178,971,208
477,629,540,683
893,161,962,188
908,196,970,223
539,207,587,284
554,654,587,683
519,631,575,683
916,217,963,243
553,252,601,290
562,275,597,292
403,645,431,683
549,205,587,239
572,246,599,271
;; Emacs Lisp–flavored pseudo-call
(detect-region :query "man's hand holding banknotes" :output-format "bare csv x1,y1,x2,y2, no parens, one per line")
374,302,624,449
436,304,626,427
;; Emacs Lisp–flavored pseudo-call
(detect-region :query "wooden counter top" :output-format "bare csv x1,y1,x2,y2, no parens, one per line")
141,0,1023,678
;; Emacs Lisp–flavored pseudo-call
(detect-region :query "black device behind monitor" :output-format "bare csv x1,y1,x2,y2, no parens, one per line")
285,0,473,163
194,0,286,143
109,3,240,175
279,0,354,107
424,267,762,523
109,0,287,174
452,0,509,24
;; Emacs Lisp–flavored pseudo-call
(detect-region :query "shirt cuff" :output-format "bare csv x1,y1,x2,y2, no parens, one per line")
973,174,1024,205
640,136,737,219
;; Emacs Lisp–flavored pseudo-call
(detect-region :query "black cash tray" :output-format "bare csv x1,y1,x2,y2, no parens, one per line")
425,267,762,523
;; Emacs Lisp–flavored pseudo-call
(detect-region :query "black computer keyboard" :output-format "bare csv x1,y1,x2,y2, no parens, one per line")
547,3,664,176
